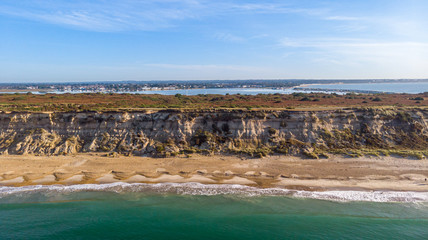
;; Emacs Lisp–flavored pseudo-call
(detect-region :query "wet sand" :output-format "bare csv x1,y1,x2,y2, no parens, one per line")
0,154,427,191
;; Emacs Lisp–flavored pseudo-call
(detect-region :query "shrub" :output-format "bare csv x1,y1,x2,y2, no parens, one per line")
300,97,312,101
155,145,165,152
267,127,277,135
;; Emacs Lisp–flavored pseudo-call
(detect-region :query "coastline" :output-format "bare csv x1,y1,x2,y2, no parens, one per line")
1,154,427,193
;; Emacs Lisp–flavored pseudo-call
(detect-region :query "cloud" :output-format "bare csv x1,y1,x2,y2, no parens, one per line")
0,0,201,31
0,0,327,31
325,16,361,21
224,3,327,16
279,37,428,78
280,38,428,48
213,33,245,43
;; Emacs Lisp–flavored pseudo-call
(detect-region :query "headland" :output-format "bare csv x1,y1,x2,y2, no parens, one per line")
0,92,427,192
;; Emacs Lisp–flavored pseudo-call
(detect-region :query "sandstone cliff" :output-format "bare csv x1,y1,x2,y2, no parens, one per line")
0,108,426,158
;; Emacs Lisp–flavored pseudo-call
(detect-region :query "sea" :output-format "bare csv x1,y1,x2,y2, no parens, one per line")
8,81,428,95
1,183,427,239
129,82,428,95
299,82,428,94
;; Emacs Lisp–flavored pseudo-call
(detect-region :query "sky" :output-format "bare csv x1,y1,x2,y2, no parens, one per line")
0,0,427,83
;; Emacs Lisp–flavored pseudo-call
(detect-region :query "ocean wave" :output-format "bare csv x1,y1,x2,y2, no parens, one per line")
1,182,427,203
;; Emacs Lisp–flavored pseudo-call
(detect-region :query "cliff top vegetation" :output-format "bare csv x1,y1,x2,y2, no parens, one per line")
1,92,427,112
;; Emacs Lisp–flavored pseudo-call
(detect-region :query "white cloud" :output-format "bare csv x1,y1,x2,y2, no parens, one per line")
225,3,327,16
280,38,428,48
213,33,245,43
279,38,428,78
0,0,327,31
325,16,361,21
0,0,201,31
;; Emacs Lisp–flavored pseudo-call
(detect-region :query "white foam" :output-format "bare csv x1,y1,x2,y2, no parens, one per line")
0,182,427,203
292,190,428,203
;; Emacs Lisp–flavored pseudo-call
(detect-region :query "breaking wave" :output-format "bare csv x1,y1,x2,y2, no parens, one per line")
1,182,427,203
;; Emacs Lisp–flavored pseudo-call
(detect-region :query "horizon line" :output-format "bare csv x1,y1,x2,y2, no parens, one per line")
1,78,428,85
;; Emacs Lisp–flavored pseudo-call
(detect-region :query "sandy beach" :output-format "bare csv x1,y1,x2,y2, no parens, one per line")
0,154,427,191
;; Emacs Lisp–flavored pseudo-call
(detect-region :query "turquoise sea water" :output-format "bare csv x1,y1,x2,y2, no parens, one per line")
1,183,427,239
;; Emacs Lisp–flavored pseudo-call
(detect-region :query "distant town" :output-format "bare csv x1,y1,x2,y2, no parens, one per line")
0,79,427,94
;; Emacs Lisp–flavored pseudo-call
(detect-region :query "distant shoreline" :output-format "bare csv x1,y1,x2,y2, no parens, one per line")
293,87,388,94
1,79,428,95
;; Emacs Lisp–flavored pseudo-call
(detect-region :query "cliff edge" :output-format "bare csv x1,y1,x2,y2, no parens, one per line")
0,108,426,158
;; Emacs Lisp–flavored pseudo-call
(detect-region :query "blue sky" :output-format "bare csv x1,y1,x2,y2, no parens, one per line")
0,0,427,82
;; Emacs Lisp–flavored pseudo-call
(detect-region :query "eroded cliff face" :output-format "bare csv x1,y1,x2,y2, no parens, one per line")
0,108,426,157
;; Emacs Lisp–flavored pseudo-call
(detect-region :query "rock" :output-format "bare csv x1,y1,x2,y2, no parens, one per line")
0,109,425,158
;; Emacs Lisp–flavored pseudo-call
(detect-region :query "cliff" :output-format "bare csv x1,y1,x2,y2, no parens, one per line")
0,108,427,158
